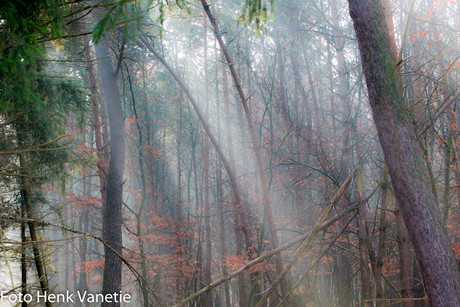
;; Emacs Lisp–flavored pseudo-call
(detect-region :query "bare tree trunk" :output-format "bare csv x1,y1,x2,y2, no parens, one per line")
126,66,150,307
289,51,311,229
347,0,460,305
84,38,107,209
17,150,52,307
276,45,291,137
21,198,27,307
330,3,353,305
203,13,213,307
176,92,184,299
357,168,372,306
375,167,388,307
221,58,247,307
94,31,125,307
214,38,232,307
78,173,89,307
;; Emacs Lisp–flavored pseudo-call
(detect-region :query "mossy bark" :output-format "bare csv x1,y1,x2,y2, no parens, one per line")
347,0,460,305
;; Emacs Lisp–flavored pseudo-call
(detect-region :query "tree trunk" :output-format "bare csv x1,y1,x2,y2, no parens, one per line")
127,67,150,307
330,3,353,305
203,12,213,307
18,150,52,307
21,197,27,307
375,167,388,307
78,173,89,307
84,37,107,209
214,39,232,307
347,0,460,305
221,58,247,307
357,168,372,306
94,32,125,307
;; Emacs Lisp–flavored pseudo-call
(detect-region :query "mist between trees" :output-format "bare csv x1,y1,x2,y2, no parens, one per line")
1,0,460,306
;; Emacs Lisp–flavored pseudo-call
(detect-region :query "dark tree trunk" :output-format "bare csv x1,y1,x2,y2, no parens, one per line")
84,38,108,209
347,0,460,305
94,33,125,307
21,201,27,307
17,148,52,307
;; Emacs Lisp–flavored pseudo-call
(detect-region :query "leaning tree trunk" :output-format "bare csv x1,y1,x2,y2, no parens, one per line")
347,0,460,305
94,33,125,307
200,1,288,298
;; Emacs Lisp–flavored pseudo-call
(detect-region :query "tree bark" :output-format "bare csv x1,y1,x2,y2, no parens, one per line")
395,199,415,307
203,12,213,307
17,144,52,307
221,58,247,306
21,203,27,307
357,168,372,306
84,37,107,209
330,3,353,305
347,0,460,305
375,167,388,307
94,32,125,307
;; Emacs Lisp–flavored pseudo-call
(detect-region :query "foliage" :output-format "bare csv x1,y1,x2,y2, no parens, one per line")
91,0,191,44
238,0,275,35
0,0,64,109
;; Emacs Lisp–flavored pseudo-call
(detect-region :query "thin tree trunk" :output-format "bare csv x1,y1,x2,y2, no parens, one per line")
375,167,388,307
21,199,27,307
221,57,247,307
214,38,232,307
84,37,107,209
78,172,89,307
176,91,184,299
127,66,150,307
357,167,372,306
203,13,213,307
289,51,310,229
18,150,52,307
347,0,460,305
330,3,353,305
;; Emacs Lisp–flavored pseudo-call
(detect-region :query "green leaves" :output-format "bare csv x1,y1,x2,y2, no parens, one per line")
92,4,119,45
239,0,274,36
0,0,64,109
91,0,191,44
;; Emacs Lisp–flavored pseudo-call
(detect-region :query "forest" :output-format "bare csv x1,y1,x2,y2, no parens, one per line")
1,0,460,306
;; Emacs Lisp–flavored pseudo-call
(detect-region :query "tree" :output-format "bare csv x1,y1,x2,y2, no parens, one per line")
347,0,460,305
92,9,126,307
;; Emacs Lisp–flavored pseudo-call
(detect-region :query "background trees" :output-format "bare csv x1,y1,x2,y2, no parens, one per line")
2,0,460,306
